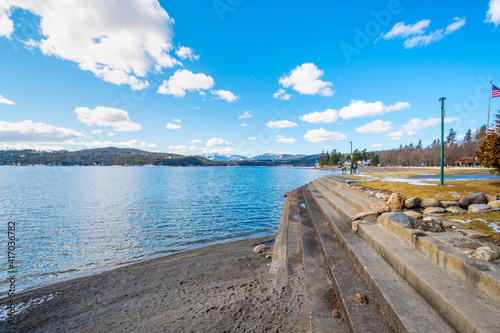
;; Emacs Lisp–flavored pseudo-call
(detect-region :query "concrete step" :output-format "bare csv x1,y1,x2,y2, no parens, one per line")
316,177,373,213
270,191,290,293
302,186,393,333
308,184,454,333
312,180,359,223
357,222,500,333
297,188,347,332
325,175,388,206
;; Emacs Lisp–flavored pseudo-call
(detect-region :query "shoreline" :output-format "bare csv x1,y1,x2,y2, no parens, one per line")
0,235,309,332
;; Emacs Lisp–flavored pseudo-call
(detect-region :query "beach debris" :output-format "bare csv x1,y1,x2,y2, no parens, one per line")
418,217,445,232
332,310,342,318
420,198,442,208
369,203,391,213
266,254,272,259
353,293,369,304
423,207,446,215
445,206,467,214
388,193,404,210
387,212,416,229
253,244,269,253
459,192,486,207
404,197,421,209
468,204,492,214
462,247,500,262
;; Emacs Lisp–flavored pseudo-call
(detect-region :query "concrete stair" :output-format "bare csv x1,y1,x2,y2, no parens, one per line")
272,176,500,332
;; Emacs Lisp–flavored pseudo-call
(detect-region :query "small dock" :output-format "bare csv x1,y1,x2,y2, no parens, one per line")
270,175,500,333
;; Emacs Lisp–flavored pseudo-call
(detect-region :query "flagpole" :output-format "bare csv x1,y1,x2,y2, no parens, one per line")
487,81,492,130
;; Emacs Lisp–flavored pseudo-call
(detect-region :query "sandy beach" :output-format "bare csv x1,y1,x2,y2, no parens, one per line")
1,236,310,333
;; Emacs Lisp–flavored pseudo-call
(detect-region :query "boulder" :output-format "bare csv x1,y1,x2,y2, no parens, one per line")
468,204,492,214
420,198,442,208
404,211,423,220
375,192,390,201
459,192,486,207
485,194,498,202
417,217,445,232
387,211,416,228
462,247,500,262
424,207,446,215
388,193,405,210
445,206,467,214
404,197,421,209
487,200,500,208
441,201,461,208
253,244,269,253
369,203,391,213
351,210,379,221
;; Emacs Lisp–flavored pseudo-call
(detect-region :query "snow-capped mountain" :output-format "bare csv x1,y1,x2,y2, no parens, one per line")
199,152,307,162
199,153,247,161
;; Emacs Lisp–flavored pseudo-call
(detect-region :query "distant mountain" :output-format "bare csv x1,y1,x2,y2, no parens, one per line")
199,152,308,162
248,153,307,161
199,153,247,161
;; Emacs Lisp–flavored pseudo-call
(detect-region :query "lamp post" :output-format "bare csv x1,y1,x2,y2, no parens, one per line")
439,97,446,186
349,141,353,174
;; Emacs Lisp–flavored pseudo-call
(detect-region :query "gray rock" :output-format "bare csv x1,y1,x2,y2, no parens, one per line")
253,244,269,253
434,235,481,249
369,203,391,213
485,194,497,202
404,211,423,220
388,193,405,210
388,211,416,228
375,192,390,201
459,192,486,207
441,201,461,208
404,197,421,209
418,217,445,232
445,206,467,214
421,198,442,208
462,247,500,261
351,210,379,221
424,207,446,215
468,204,492,214
487,200,500,208
456,228,490,239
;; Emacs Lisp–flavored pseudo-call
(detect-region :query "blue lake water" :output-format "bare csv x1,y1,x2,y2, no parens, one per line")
0,166,336,295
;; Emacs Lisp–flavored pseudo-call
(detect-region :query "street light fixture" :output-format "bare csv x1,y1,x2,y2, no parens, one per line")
349,141,353,174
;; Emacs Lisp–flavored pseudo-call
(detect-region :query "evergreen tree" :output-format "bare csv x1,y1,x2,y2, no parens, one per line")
476,111,500,174
463,129,472,143
370,154,379,166
446,128,457,143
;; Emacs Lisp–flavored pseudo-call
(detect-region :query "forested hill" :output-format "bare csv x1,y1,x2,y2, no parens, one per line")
0,147,220,166
0,147,319,166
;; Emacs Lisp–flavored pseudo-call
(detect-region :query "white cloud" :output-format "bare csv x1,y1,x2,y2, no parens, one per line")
239,123,248,127
0,2,13,38
486,0,500,26
356,120,394,134
158,69,214,97
383,18,466,49
91,130,102,134
249,137,257,140
190,139,202,144
371,143,386,148
266,120,298,128
339,100,410,119
175,46,199,61
199,91,206,96
388,116,460,137
75,106,142,132
0,120,85,142
82,140,157,148
168,144,198,153
0,143,64,151
273,88,291,101
206,137,233,147
300,109,339,123
303,128,347,143
173,118,181,123
3,1,180,89
239,110,252,119
0,94,14,105
275,135,296,143
278,63,334,96
166,123,181,130
211,89,240,103
106,132,115,137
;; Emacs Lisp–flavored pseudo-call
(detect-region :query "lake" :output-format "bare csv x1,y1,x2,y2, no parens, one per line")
0,166,336,295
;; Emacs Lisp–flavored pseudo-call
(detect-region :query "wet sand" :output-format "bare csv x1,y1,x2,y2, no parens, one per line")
0,236,309,333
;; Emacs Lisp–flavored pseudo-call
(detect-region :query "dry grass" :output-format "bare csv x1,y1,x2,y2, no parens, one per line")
443,213,500,241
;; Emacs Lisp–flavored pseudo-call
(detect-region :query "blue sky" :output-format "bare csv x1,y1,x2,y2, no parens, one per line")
0,0,499,156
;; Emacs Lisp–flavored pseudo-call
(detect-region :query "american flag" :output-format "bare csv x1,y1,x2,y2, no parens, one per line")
493,84,500,98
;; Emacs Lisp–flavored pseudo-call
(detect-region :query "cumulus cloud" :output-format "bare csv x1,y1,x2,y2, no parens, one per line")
249,137,257,140
0,2,13,38
173,118,181,123
486,0,500,26
168,144,198,153
158,69,214,97
278,63,334,96
91,130,102,134
338,100,410,119
175,46,200,61
190,139,202,144
303,128,347,143
206,137,233,147
299,109,339,123
75,106,142,132
266,120,298,128
166,123,181,130
0,94,14,105
356,120,394,134
0,143,65,151
211,89,240,103
239,110,252,119
106,132,115,137
388,117,460,138
239,123,248,127
0,120,85,142
371,143,386,148
2,0,180,89
82,140,157,148
275,135,296,143
273,88,291,101
382,17,466,49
